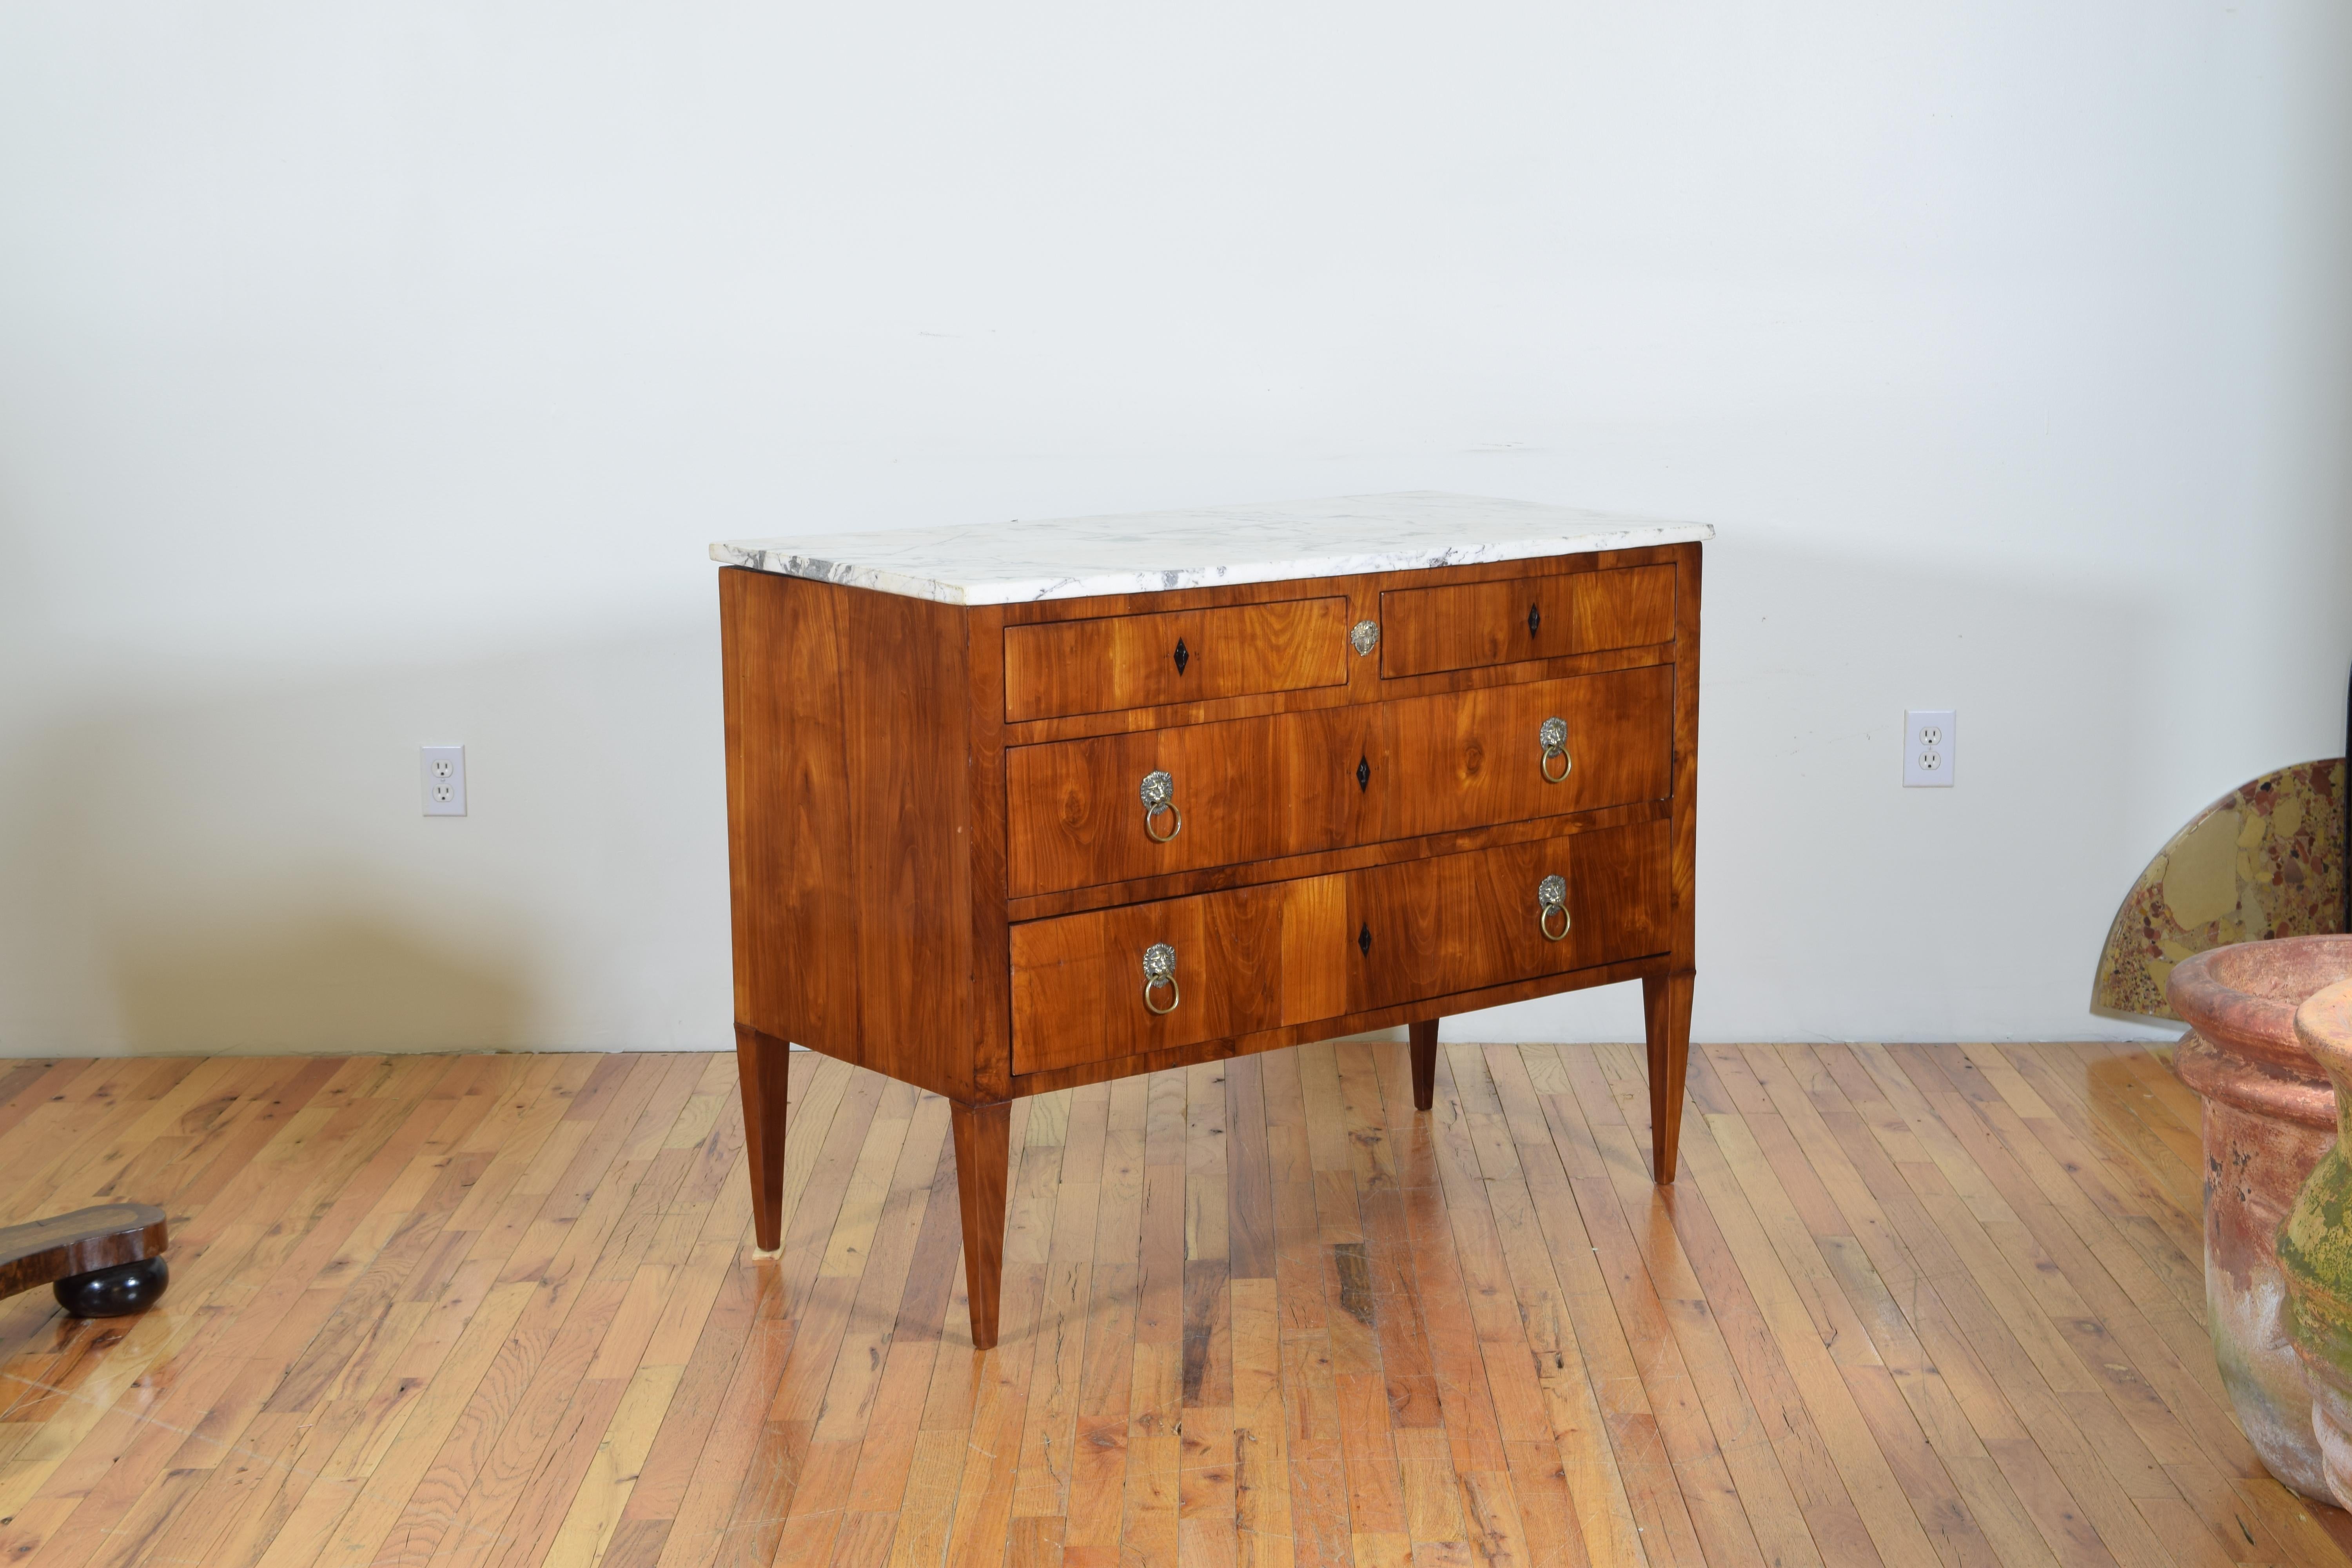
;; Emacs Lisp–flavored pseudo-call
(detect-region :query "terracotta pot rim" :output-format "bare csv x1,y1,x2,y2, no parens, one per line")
2300,979,2352,1074
2175,1030,2336,1127
2170,937,2352,1078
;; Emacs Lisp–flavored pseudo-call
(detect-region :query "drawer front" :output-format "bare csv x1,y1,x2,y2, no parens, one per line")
1004,596,1350,722
1009,820,1670,1076
1005,664,1673,897
1379,563,1675,679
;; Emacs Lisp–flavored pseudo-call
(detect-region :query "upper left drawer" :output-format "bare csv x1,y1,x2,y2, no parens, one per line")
1004,596,1352,722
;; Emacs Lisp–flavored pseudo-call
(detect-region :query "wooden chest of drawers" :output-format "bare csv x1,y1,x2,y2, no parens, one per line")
715,494,1706,1348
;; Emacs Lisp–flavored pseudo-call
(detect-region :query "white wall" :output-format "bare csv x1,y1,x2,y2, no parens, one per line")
2,0,2347,1055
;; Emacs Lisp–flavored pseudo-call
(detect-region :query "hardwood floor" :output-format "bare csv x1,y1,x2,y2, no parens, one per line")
0,1039,2341,1567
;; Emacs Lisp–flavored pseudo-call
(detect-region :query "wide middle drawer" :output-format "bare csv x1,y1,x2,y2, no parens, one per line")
1004,663,1673,898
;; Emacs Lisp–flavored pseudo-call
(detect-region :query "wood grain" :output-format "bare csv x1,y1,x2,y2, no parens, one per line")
1004,665,1673,897
734,1026,790,1250
1378,562,1676,679
1004,596,1351,721
1659,539,1702,1186
0,1041,2330,1567
0,1203,165,1301
1007,824,1669,1076
726,544,1701,1390
1005,954,1665,1099
720,568,979,1103
1344,821,1670,1014
951,1100,1011,1352
1409,1022,1437,1112
1004,798,1669,925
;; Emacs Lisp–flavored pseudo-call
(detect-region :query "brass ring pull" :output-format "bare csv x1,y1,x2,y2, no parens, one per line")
1140,770,1183,843
1538,716,1572,784
1142,942,1180,1014
1537,874,1570,943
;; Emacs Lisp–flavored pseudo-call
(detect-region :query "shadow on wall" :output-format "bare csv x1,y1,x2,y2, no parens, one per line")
1532,530,2182,1044
0,612,730,1056
108,909,532,1054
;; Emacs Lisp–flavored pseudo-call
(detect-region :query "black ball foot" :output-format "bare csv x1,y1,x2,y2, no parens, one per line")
53,1255,168,1318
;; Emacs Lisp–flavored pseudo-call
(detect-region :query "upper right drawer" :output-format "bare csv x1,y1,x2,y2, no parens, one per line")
1379,563,1675,679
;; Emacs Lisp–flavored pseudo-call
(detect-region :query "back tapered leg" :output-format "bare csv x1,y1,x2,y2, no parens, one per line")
1410,1020,1438,1111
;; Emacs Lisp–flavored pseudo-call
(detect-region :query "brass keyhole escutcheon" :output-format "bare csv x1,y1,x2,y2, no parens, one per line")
1172,638,1189,675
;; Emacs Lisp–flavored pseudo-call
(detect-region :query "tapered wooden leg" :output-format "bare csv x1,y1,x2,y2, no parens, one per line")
951,1099,1011,1352
1409,1020,1438,1111
1643,969,1695,1183
735,1025,790,1251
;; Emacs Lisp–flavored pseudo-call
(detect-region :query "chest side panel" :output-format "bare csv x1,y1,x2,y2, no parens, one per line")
720,569,862,1056
721,568,981,1099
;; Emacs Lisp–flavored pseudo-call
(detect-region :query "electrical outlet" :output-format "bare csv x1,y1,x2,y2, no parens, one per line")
421,745,467,815
1902,710,1955,787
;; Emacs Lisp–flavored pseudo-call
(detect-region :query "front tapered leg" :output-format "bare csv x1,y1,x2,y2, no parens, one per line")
1409,1020,1438,1111
1643,970,1695,1182
951,1100,1011,1351
735,1026,790,1250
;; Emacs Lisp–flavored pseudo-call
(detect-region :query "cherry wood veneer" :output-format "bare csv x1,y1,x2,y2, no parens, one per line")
1010,822,1668,1075
1005,664,1672,897
1003,594,1349,720
1379,559,1677,677
721,541,1702,1348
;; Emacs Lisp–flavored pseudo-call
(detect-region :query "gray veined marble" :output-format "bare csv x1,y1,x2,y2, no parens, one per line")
710,490,1713,606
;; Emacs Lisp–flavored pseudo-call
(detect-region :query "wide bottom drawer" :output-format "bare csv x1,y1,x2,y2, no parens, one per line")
1009,819,1670,1077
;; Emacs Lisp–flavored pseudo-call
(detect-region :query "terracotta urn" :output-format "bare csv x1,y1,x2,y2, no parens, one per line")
2282,978,2352,1506
2170,936,2352,1501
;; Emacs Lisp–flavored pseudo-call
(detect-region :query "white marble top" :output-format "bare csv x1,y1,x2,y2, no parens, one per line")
710,491,1712,606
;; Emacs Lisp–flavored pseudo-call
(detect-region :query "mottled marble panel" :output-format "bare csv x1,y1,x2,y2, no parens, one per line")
2094,759,2347,1019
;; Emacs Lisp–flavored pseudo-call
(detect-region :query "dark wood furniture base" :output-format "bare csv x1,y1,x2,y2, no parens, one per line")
0,1203,169,1318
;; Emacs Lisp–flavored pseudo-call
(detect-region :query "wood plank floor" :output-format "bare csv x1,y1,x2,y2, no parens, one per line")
0,1040,2343,1567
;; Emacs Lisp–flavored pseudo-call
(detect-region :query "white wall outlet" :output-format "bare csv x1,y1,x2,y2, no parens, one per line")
1902,710,1955,787
421,745,467,815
